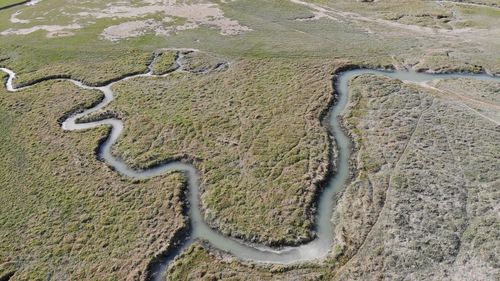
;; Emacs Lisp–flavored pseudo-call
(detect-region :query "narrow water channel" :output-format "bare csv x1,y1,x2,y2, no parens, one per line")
1,56,499,281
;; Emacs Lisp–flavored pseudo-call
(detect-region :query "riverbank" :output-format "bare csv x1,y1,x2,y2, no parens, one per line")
3,55,498,280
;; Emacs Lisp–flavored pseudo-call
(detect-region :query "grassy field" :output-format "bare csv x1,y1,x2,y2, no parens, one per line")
0,0,499,280
168,74,499,281
101,56,339,245
151,50,179,75
0,0,498,81
0,0,28,10
0,78,187,280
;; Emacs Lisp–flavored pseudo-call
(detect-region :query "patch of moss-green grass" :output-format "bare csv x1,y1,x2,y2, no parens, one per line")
151,50,178,75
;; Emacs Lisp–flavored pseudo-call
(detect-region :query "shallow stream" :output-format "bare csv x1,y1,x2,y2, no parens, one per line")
1,56,499,281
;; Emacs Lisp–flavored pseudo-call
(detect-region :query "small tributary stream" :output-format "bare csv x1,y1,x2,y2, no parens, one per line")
1,54,499,280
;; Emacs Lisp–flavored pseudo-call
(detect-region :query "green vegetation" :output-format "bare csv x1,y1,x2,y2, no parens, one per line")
0,0,499,280
168,73,499,281
179,52,227,73
0,79,187,280
0,0,497,84
152,50,178,75
326,0,500,29
105,57,336,245
3,47,153,87
0,0,28,10
411,50,484,73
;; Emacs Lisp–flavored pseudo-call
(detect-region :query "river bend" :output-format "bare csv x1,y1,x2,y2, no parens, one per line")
1,53,499,280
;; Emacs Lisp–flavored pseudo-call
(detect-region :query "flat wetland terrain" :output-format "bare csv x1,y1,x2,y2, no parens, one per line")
108,56,335,245
0,79,187,280
0,0,499,280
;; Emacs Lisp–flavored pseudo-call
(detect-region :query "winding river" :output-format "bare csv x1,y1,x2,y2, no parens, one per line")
1,51,499,281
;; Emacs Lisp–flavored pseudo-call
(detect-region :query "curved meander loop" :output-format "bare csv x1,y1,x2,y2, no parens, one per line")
1,54,499,280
